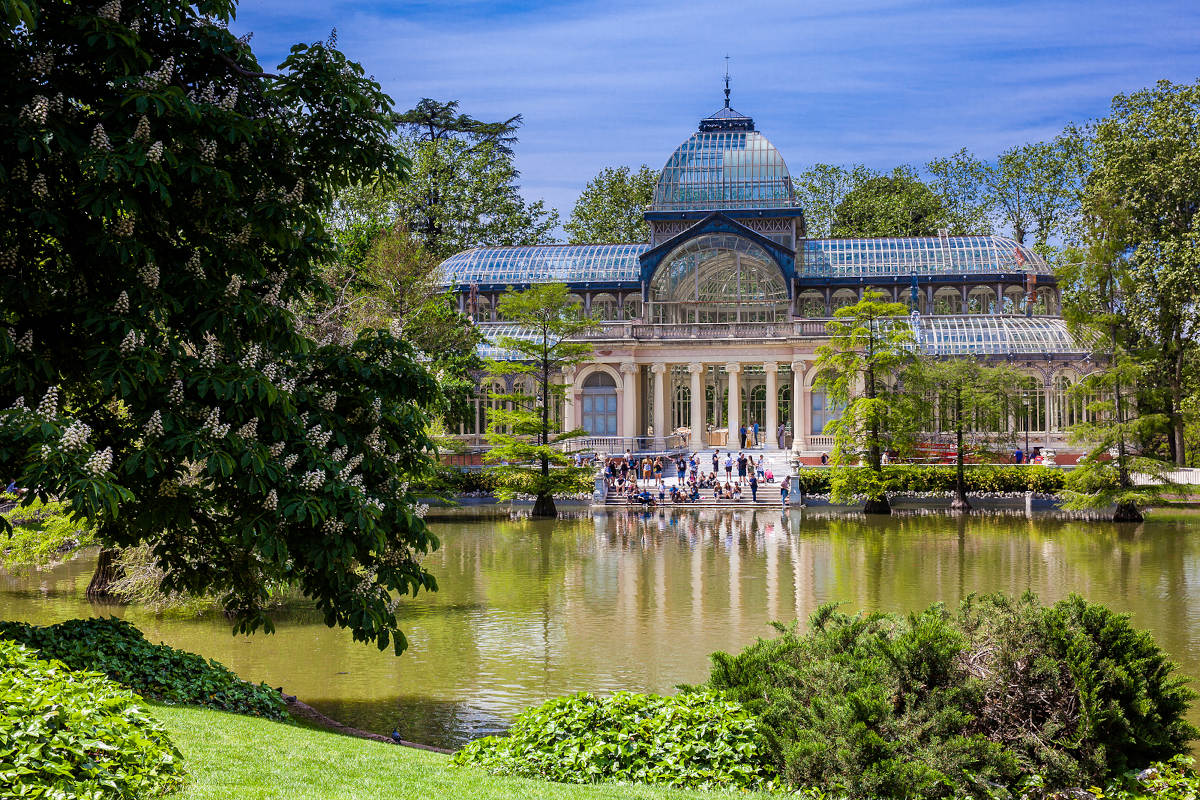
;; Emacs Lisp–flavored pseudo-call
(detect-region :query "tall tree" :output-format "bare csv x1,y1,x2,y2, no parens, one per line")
814,291,919,514
393,99,557,260
925,148,993,235
564,165,656,244
483,284,595,517
914,358,1023,511
791,163,875,238
0,0,445,653
1059,196,1174,521
980,132,1088,251
1084,79,1200,465
832,167,950,237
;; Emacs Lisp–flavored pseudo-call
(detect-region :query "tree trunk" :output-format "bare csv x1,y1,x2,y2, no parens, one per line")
86,547,124,600
531,492,557,518
862,495,892,515
952,393,971,512
1113,500,1143,523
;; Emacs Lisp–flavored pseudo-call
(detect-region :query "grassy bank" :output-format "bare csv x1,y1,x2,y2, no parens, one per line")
151,704,765,800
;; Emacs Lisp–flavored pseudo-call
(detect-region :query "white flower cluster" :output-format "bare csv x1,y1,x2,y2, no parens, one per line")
225,275,242,297
201,407,230,438
112,291,129,314
138,261,159,288
199,336,221,367
112,214,134,238
85,447,113,476
365,497,384,512
263,489,277,511
299,469,324,491
365,427,383,453
187,251,203,278
0,248,16,270
143,410,164,438
20,95,49,125
167,379,184,405
36,386,59,420
198,139,217,163
50,93,64,113
279,376,296,393
321,518,344,535
219,88,238,110
388,318,403,338
283,454,299,470
370,397,382,422
120,329,145,354
319,392,337,411
97,0,120,22
15,329,33,352
144,57,174,88
9,396,26,411
236,418,258,440
31,174,47,199
231,224,251,245
338,453,363,481
306,425,332,448
60,419,91,450
239,343,261,369
282,179,304,204
90,123,111,151
263,282,282,306
330,446,347,463
267,441,286,457
147,141,163,164
262,362,278,381
12,160,27,181
133,115,150,141
32,52,54,74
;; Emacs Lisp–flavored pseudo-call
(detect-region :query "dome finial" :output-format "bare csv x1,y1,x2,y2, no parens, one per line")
723,55,731,108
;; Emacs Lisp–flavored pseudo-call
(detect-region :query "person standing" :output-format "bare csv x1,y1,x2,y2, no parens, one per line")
712,450,719,474
777,421,785,450
1014,447,1024,464
780,477,790,508
752,421,760,447
724,452,734,483
736,452,747,486
749,472,758,502
738,423,747,449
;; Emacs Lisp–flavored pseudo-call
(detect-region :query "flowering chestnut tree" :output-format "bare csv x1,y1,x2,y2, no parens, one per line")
0,0,445,653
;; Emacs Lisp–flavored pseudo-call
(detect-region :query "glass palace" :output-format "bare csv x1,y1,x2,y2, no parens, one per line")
439,100,1090,461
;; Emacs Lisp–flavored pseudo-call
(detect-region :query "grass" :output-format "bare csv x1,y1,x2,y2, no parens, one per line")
150,704,769,800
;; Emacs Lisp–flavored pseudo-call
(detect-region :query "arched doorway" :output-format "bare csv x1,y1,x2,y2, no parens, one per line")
581,372,617,436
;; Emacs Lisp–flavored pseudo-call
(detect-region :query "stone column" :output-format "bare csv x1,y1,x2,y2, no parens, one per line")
651,363,667,449
620,362,638,441
726,362,741,449
792,361,807,451
562,366,577,432
1043,376,1054,448
764,362,778,450
688,363,705,450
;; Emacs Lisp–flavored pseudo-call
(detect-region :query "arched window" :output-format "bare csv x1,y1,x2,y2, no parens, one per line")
830,289,858,312
933,287,961,315
483,379,507,434
470,296,491,323
672,383,691,433
1033,287,1057,315
747,385,767,432
778,377,792,436
581,372,618,436
648,234,788,323
566,294,585,314
623,296,642,321
810,387,843,435
1003,286,1025,314
797,290,825,318
967,286,997,314
904,289,927,315
592,293,618,320
1015,376,1044,435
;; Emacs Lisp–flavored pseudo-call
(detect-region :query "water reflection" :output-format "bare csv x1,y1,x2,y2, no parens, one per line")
2,507,1199,750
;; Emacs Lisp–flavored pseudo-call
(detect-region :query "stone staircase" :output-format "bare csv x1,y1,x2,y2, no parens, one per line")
599,448,798,507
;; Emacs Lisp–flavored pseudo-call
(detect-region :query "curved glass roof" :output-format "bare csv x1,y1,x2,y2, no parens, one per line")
914,316,1080,355
439,244,648,287
801,236,1051,277
651,129,795,212
475,323,558,361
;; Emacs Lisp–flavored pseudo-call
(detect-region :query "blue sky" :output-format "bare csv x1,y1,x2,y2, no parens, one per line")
230,0,1200,218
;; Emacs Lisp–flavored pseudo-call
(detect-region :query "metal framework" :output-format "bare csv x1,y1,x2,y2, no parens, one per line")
439,244,647,287
914,316,1081,356
800,236,1051,277
651,129,795,211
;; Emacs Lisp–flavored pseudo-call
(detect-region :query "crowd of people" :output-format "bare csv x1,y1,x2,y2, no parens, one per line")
600,450,783,506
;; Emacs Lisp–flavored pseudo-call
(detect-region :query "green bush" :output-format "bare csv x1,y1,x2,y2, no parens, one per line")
453,691,776,791
0,639,184,798
704,594,1195,799
0,617,287,720
1,498,94,569
790,465,1067,496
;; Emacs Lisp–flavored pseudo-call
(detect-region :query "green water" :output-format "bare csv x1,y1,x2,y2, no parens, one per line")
3,505,1200,750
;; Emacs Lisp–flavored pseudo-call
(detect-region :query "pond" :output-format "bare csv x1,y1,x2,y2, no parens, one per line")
3,505,1200,750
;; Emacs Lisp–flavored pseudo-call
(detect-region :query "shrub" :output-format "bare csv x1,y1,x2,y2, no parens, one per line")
453,691,776,791
0,639,184,798
0,617,287,720
0,498,94,569
789,466,1068,497
704,594,1195,799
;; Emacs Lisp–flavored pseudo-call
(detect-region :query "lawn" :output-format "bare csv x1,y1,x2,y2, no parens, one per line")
151,704,768,800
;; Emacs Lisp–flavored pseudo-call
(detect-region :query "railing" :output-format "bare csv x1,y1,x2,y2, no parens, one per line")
570,320,837,341
560,433,691,456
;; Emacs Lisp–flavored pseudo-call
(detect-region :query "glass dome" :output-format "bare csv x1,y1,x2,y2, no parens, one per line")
648,233,788,323
651,114,796,212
